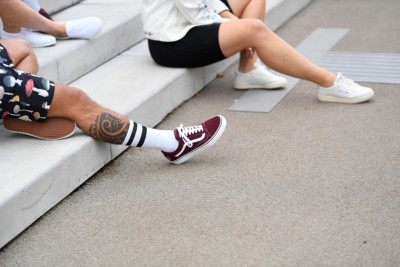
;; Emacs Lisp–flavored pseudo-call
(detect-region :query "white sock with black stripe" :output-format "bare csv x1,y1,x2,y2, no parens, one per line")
122,120,178,152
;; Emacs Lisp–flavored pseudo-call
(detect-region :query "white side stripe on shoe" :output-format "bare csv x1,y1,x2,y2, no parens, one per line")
175,133,206,157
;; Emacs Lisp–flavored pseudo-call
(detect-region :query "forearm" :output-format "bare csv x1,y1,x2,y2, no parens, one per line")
219,10,239,20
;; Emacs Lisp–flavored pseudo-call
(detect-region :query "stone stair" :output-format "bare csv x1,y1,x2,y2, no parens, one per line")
0,0,312,248
39,0,82,14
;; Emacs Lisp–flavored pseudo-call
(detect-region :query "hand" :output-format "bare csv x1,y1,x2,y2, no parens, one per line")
219,10,239,20
244,47,256,59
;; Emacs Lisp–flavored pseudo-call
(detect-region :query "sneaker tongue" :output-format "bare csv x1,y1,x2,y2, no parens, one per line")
173,128,181,140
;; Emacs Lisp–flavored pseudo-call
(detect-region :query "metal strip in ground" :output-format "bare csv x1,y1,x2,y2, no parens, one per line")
318,52,400,84
229,28,349,113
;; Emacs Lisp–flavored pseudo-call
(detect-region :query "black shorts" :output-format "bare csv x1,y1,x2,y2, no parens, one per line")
0,44,55,122
220,0,233,12
148,23,227,68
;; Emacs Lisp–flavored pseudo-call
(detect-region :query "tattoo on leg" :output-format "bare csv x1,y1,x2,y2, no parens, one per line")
89,112,129,144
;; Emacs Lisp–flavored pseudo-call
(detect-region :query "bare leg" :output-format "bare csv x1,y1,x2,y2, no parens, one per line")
227,0,266,72
47,84,130,144
0,0,67,37
1,39,226,162
219,19,336,87
1,38,126,143
0,39,38,73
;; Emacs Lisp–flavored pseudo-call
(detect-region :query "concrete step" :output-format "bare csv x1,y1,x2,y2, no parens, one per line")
1,0,143,85
0,0,312,249
38,0,83,14
35,0,144,85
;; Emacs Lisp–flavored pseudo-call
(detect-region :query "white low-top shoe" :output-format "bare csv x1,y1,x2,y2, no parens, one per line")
318,73,374,104
234,59,287,89
0,28,56,48
64,17,102,39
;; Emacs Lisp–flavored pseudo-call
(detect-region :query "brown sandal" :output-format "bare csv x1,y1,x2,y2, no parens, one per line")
3,117,77,140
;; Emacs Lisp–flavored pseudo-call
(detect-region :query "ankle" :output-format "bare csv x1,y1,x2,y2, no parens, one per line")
50,23,68,38
320,73,336,88
238,61,254,73
238,54,257,73
2,26,21,34
238,67,253,74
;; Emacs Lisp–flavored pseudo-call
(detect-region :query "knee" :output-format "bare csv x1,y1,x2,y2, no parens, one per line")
1,38,32,57
19,39,36,61
1,38,38,71
8,38,33,56
53,85,94,118
70,87,102,123
68,87,94,113
245,18,271,36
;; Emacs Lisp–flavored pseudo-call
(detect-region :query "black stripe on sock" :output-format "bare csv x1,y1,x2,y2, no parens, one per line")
137,126,147,147
126,122,137,146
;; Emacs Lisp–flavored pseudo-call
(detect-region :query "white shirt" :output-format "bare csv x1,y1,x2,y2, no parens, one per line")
142,0,230,42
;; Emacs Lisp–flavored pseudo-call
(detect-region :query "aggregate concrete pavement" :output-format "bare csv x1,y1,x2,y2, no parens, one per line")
1,0,399,265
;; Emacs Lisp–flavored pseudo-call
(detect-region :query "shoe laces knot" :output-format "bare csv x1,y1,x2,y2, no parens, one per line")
176,124,204,148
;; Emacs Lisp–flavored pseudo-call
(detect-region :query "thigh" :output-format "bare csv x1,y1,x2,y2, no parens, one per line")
219,0,233,12
218,18,267,57
0,53,55,122
225,0,266,19
148,24,226,68
224,0,253,17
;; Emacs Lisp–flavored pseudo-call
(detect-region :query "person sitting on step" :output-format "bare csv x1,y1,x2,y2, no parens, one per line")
0,0,102,48
0,38,227,165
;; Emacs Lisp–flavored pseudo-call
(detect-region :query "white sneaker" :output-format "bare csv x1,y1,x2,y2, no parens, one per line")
64,17,102,39
318,73,374,104
0,28,56,48
234,59,288,89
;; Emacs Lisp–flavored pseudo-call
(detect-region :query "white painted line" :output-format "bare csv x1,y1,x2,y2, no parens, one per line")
318,52,400,84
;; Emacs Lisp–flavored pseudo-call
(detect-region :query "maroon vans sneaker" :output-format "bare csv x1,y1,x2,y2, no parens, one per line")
162,115,227,164
3,117,76,140
39,8,53,21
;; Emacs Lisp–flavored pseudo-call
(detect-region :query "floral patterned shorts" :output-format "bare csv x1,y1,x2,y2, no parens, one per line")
0,44,55,122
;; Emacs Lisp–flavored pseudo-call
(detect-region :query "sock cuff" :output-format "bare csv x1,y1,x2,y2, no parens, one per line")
137,126,147,147
122,120,134,146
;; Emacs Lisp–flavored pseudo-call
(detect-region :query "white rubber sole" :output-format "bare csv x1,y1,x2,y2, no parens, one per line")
317,91,374,104
234,79,288,90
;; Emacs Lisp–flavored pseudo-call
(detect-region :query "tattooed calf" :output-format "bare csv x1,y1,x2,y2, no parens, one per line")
89,112,129,144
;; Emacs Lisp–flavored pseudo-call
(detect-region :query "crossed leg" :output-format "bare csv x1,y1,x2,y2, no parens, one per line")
227,0,266,73
47,84,132,144
0,0,67,37
218,18,336,87
0,39,38,73
1,38,132,143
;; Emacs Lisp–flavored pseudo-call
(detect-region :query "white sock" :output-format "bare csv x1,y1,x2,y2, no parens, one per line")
22,0,41,12
122,121,178,152
65,17,102,39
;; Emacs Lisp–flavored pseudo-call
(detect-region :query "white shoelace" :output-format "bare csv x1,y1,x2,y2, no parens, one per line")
335,73,359,91
176,124,204,148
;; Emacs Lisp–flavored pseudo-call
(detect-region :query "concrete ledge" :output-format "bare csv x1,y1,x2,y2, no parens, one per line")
0,0,312,249
0,44,238,249
38,0,83,14
35,0,144,84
